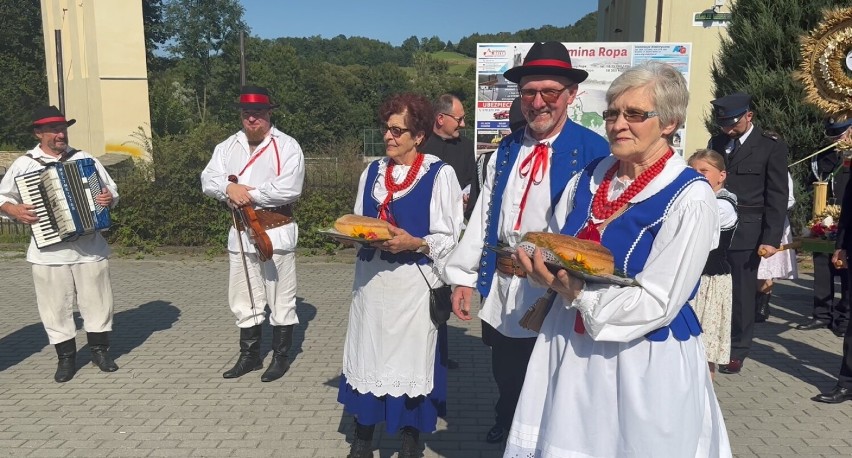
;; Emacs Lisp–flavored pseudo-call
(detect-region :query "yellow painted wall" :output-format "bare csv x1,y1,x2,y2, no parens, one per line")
597,0,733,156
40,0,151,162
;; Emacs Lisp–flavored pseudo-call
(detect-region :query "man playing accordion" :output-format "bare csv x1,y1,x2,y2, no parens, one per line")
0,105,120,383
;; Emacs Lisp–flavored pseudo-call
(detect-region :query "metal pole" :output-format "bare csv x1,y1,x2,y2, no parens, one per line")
239,31,246,86
54,29,65,113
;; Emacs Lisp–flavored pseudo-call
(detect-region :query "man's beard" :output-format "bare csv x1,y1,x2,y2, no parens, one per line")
245,127,269,143
47,139,67,154
528,113,557,135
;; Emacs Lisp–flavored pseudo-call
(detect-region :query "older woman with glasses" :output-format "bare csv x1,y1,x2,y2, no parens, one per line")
338,92,463,458
505,62,732,457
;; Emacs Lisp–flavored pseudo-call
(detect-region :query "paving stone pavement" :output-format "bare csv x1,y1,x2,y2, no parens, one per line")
0,253,850,457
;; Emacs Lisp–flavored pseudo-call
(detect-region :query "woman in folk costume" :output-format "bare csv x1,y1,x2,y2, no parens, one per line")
338,93,464,458
508,62,732,457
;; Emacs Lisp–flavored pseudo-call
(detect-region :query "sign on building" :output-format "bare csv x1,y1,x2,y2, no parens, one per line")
475,42,692,156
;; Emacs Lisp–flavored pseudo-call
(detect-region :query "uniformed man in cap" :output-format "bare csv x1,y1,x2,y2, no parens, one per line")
798,117,852,335
708,92,789,374
443,41,609,444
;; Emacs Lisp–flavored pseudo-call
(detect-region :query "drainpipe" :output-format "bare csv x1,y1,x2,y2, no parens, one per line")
655,0,664,42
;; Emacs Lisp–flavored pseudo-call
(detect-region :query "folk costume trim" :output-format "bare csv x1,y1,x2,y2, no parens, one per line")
514,143,550,231
378,153,425,225
238,137,280,177
565,157,707,342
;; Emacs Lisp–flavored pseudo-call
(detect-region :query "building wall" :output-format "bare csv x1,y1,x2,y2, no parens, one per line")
597,0,733,155
40,0,151,162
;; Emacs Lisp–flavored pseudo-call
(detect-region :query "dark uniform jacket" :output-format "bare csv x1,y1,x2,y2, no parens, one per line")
709,125,789,251
421,134,477,219
838,164,852,251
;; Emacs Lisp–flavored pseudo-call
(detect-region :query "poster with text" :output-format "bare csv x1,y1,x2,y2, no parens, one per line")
475,42,692,156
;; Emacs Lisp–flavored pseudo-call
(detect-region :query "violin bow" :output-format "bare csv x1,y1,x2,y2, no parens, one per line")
231,205,260,327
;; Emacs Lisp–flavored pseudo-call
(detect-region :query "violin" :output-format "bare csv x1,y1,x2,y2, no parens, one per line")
227,175,274,261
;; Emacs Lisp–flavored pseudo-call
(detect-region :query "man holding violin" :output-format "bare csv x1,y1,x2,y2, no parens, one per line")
201,85,306,382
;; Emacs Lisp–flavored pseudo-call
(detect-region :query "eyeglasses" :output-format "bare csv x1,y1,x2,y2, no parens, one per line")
441,112,466,124
519,87,567,103
602,109,659,123
381,125,411,138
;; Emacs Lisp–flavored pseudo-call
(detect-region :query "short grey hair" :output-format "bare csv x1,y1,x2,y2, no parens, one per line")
605,61,688,132
433,94,458,117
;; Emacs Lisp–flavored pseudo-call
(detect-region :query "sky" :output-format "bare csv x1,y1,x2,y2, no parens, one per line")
238,0,599,45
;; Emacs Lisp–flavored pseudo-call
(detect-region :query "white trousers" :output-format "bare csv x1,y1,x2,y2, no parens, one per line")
228,250,298,328
32,260,114,345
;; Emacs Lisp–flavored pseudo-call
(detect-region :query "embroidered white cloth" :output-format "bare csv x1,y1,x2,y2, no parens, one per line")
342,155,463,397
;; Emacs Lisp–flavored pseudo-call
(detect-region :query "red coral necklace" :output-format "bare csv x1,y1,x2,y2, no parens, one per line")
378,152,424,223
577,149,673,244
591,149,674,220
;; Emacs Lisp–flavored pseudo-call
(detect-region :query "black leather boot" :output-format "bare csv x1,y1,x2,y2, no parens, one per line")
755,292,771,323
54,339,77,383
347,421,374,458
399,426,421,457
87,332,119,372
223,325,262,378
261,325,293,382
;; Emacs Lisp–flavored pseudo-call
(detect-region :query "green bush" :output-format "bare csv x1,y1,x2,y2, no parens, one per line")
110,122,234,251
296,139,364,254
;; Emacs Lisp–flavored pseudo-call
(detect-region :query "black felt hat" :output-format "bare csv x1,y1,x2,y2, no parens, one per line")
234,85,279,109
503,42,588,84
711,92,751,127
31,105,76,128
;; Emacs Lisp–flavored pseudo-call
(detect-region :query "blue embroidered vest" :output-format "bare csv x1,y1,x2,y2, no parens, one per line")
476,121,610,296
358,158,443,265
562,158,707,342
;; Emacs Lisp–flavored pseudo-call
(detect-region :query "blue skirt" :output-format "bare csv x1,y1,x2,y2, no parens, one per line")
337,323,448,433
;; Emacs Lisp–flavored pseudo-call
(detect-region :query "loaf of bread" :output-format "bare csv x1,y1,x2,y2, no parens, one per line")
520,232,615,276
334,214,392,240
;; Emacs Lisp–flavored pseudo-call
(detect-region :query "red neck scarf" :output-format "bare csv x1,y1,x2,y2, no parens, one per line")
514,143,550,231
378,153,424,224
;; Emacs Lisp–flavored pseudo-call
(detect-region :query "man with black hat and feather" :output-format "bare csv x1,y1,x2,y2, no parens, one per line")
0,105,120,383
443,42,609,445
201,85,305,382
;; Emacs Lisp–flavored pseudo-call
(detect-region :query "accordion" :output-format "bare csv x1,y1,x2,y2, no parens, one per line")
15,158,112,248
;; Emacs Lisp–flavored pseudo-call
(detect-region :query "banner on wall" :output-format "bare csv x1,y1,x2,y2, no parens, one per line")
475,42,692,156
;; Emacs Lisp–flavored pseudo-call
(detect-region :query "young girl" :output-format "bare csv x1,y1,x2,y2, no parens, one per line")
689,149,738,378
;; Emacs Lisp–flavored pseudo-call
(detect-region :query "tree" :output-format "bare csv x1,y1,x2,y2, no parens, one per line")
0,0,47,149
142,0,168,67
161,0,247,122
711,0,852,230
